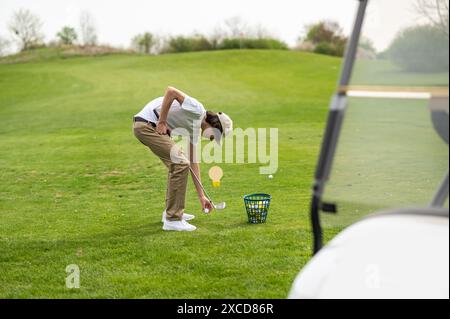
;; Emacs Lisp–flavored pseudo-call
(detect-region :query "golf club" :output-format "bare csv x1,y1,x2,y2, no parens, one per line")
189,166,226,212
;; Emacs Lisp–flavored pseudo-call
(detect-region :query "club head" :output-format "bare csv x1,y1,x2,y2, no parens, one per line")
214,202,226,210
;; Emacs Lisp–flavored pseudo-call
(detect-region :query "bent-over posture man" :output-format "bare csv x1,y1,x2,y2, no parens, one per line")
133,87,233,231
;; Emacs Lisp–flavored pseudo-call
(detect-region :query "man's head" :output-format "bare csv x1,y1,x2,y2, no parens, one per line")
202,111,233,144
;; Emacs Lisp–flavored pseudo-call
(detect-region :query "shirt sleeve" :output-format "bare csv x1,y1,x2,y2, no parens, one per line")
181,94,205,116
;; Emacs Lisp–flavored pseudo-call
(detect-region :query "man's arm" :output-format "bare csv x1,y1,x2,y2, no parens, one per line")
189,143,213,211
156,86,185,135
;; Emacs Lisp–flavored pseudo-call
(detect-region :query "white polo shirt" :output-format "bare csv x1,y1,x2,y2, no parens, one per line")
135,94,206,143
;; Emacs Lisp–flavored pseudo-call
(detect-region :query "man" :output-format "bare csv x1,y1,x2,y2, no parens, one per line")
133,86,233,231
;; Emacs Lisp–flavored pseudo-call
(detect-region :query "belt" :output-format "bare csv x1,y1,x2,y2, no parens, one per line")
133,116,156,127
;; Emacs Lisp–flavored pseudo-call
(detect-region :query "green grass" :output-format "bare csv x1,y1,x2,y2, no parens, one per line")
0,49,340,298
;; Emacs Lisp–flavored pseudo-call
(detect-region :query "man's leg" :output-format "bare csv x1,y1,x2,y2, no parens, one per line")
165,161,190,220
133,122,190,221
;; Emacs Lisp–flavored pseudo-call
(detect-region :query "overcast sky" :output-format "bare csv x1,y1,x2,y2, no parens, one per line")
0,0,420,52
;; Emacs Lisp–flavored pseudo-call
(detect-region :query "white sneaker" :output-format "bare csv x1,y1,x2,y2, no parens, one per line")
162,219,197,232
161,211,195,223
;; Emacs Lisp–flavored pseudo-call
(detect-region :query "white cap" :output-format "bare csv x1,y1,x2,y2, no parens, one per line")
214,112,233,144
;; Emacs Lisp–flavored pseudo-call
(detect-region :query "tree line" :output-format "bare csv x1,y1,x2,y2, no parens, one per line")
0,0,448,73
0,9,345,56
0,11,289,55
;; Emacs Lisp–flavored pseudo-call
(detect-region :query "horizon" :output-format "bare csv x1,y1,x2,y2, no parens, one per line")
1,0,420,55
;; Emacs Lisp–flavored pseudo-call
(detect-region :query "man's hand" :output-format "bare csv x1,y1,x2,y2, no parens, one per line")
199,195,213,211
156,121,169,135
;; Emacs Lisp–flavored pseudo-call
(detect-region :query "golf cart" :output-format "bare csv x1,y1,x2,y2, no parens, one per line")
289,0,449,298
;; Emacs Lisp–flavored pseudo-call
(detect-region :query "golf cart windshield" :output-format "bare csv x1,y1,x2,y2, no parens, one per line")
315,0,449,248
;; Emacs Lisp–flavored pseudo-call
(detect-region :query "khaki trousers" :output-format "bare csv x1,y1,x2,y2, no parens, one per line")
133,121,190,221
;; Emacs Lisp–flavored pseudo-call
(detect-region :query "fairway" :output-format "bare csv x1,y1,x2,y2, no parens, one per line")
0,50,340,298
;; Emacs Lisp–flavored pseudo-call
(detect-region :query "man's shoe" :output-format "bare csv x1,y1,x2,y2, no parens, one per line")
161,211,195,223
162,219,197,232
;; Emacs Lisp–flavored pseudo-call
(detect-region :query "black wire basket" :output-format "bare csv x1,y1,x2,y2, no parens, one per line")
243,193,272,224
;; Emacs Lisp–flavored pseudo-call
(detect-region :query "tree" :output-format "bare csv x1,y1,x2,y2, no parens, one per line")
251,24,272,39
8,9,44,51
301,20,348,56
357,37,377,59
0,36,10,56
389,25,449,72
224,16,248,38
57,26,77,45
132,32,155,54
359,37,377,54
208,25,227,49
79,11,97,46
415,0,449,36
305,20,343,44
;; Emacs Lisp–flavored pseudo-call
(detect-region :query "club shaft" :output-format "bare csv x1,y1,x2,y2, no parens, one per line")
189,166,215,206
